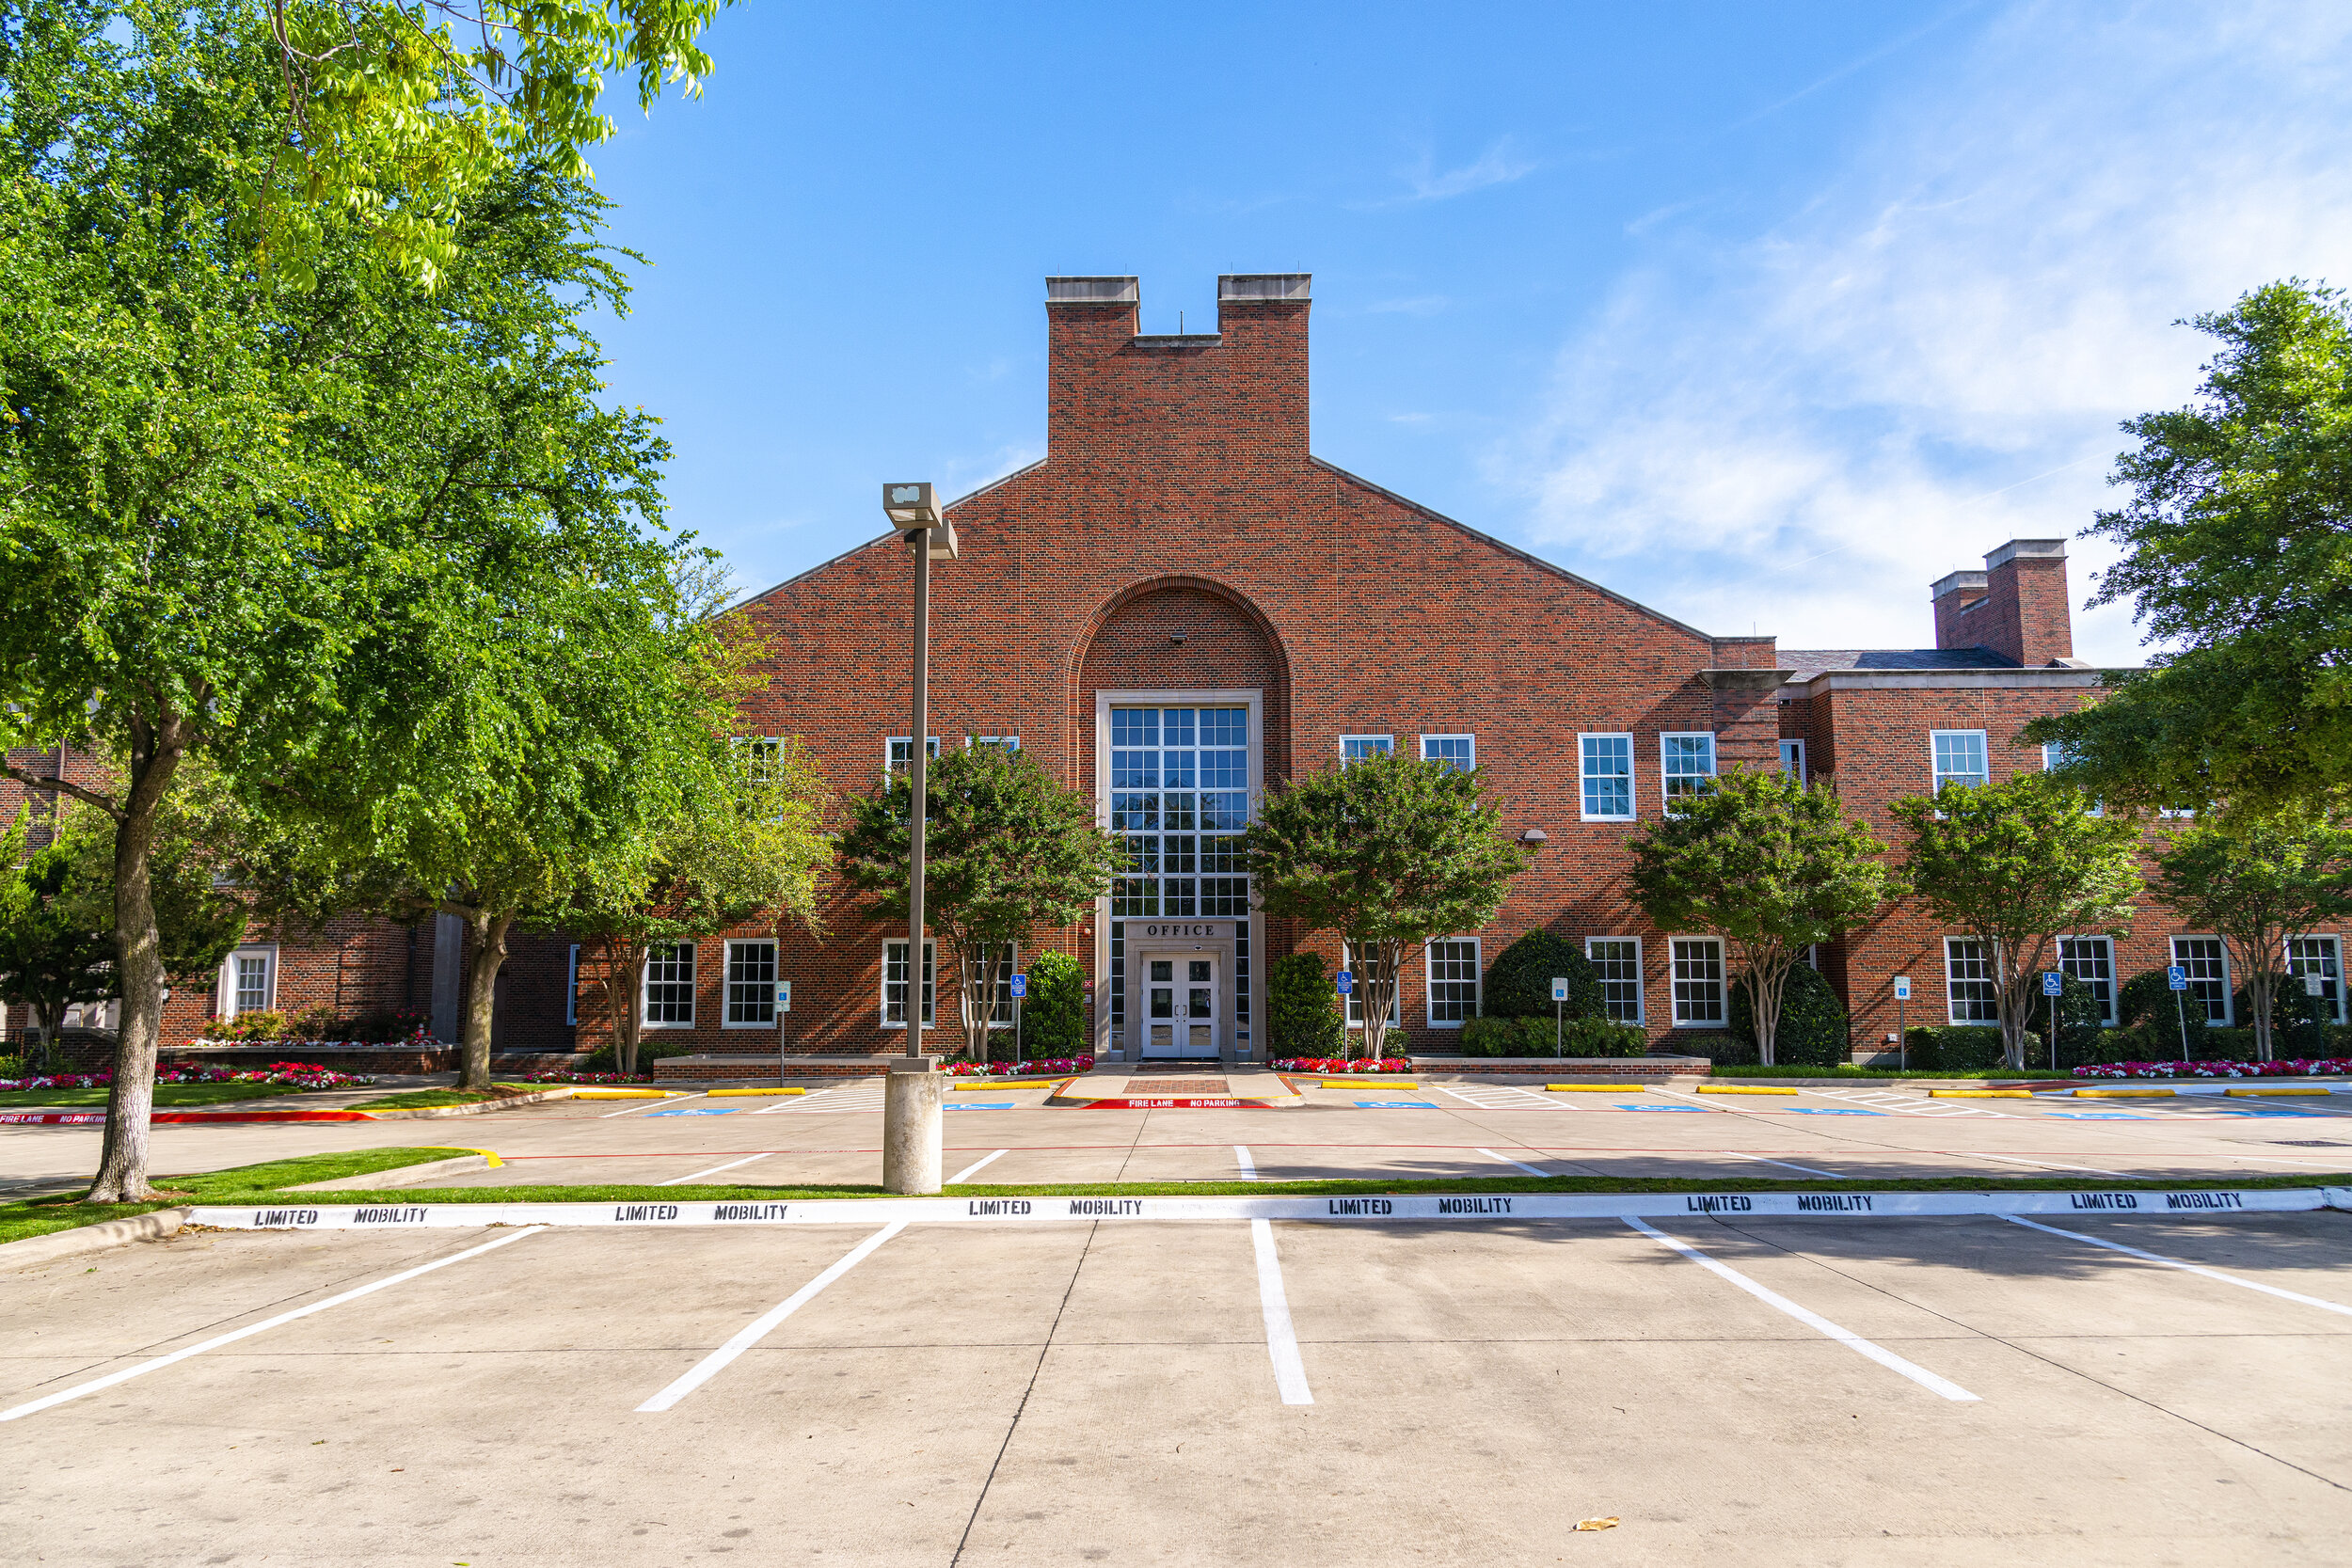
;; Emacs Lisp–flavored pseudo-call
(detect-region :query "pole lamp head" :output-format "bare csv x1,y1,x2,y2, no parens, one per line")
881,482,958,560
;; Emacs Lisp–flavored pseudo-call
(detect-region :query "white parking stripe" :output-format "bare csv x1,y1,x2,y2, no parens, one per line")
0,1227,546,1423
947,1149,1008,1184
1437,1084,1562,1111
1723,1151,1848,1180
1623,1217,1979,1402
636,1224,905,1413
1478,1147,1550,1177
1250,1219,1314,1405
1234,1145,1259,1180
601,1092,708,1119
2001,1215,2352,1317
1960,1151,2127,1177
660,1152,773,1186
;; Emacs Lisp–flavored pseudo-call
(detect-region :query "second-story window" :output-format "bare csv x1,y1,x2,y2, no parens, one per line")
1661,733,1717,803
1420,735,1474,773
1931,731,1989,791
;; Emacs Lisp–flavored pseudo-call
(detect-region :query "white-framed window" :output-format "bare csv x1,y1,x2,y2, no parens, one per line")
1425,937,1480,1026
1580,733,1634,821
885,736,942,774
1110,705,1251,920
1670,937,1724,1025
2042,742,2101,815
1587,937,1644,1025
1931,730,1989,791
1420,735,1475,773
1778,738,1805,785
1342,940,1400,1027
1340,735,1393,764
643,942,696,1027
1661,733,1717,803
2170,936,2231,1024
2057,936,2116,1024
968,942,1020,1028
2288,935,2344,1023
973,736,1021,752
882,939,936,1029
565,944,580,1026
724,940,778,1027
739,735,783,782
219,946,277,1018
1944,938,1999,1024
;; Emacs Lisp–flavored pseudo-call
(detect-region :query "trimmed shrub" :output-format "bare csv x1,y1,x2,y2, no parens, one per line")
1899,1025,2009,1072
1456,1016,1517,1056
1727,963,1850,1069
1268,952,1344,1058
1023,951,1089,1058
1447,1014,1645,1057
2229,980,2333,1058
1482,931,1601,1022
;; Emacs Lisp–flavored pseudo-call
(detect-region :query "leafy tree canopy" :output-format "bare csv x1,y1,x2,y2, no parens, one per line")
2024,282,2352,822
2150,816,2352,1062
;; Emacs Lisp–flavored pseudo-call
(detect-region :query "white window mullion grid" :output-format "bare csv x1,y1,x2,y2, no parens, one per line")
1342,941,1401,1027
968,942,1020,1028
2170,936,2231,1024
642,942,696,1028
1579,733,1633,821
1669,936,1723,1026
1419,735,1474,773
1931,730,1989,791
724,940,778,1027
1944,937,1999,1024
1424,937,1479,1026
2056,936,2115,1024
884,736,942,774
2287,935,2343,1024
1339,735,1392,764
882,939,936,1029
220,946,277,1019
1778,738,1805,785
1661,733,1717,804
1586,937,1644,1025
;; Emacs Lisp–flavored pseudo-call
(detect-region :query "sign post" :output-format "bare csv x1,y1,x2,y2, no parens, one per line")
1892,976,1911,1070
1336,970,1354,1062
2168,964,2190,1057
2042,972,2063,1070
1550,977,1569,1057
1009,972,1026,1069
775,980,792,1087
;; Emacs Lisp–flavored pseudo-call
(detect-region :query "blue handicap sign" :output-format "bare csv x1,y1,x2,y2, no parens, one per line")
2042,972,2064,996
2168,965,2189,990
1009,974,1027,999
1336,970,1354,995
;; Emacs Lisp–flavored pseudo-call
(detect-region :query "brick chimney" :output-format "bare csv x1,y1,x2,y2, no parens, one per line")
1931,539,2074,666
1045,274,1311,472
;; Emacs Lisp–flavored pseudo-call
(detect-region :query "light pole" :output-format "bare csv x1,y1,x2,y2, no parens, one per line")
880,482,958,1196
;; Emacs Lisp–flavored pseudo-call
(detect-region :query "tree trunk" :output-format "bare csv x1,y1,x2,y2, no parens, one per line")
1358,938,1405,1062
457,910,514,1089
2248,970,2276,1063
1741,958,1788,1069
610,941,648,1076
87,722,183,1203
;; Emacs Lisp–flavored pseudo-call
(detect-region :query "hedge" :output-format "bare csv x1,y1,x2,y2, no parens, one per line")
1456,1014,1645,1057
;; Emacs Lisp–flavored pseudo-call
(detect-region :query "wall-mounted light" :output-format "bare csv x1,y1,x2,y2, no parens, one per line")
1169,629,1189,644
1519,828,1549,847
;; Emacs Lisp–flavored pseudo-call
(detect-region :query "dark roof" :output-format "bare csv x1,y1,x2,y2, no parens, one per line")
1778,646,2021,681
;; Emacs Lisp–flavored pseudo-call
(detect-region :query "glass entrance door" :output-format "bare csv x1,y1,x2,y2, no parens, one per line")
1141,956,1219,1058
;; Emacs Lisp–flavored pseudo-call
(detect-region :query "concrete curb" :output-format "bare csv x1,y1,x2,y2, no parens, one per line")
0,1207,192,1269
357,1088,576,1120
280,1153,496,1192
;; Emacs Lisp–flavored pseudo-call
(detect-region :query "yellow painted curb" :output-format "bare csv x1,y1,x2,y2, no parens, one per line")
2225,1085,2331,1097
1549,1084,1646,1092
953,1079,1057,1090
1930,1088,2032,1098
1697,1085,1797,1095
2072,1086,2175,1098
570,1088,679,1100
707,1086,807,1098
1321,1079,1418,1088
453,1146,504,1168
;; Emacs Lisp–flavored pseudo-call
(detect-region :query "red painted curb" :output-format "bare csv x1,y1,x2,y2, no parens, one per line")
1071,1098,1279,1110
0,1109,376,1126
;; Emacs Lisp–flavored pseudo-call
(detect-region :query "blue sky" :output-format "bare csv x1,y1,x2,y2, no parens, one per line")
583,1,2352,665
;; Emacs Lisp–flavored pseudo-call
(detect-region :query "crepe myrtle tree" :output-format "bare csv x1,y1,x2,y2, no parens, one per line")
1627,768,1897,1068
1893,772,2144,1070
2150,816,2352,1063
2023,282,2352,824
0,4,687,1190
837,739,1124,1066
1243,748,1531,1061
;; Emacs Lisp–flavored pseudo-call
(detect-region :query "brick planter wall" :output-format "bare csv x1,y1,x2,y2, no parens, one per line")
1408,1055,1713,1077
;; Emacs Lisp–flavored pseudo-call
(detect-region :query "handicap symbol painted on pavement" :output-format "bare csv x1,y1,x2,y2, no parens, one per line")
1787,1107,1883,1116
649,1106,739,1117
945,1102,1015,1110
1356,1101,1438,1109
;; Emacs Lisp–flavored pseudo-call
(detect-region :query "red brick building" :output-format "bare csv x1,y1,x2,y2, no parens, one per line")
9,274,2344,1069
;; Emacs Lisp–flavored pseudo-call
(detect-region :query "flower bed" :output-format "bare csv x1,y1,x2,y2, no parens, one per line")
0,1060,377,1092
2073,1057,2352,1080
942,1056,1095,1078
1271,1057,1412,1074
515,1069,657,1085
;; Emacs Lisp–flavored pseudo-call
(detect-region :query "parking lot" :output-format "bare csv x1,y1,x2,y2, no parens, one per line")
4,1202,2350,1564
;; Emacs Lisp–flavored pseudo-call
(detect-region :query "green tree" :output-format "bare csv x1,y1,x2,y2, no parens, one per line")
2149,816,2352,1062
2023,282,2352,823
1265,950,1343,1059
1481,929,1601,1022
0,6,683,1188
837,740,1123,1066
556,730,833,1076
1243,748,1530,1060
1020,950,1088,1060
1628,769,1896,1067
1893,773,2144,1069
1727,961,1851,1069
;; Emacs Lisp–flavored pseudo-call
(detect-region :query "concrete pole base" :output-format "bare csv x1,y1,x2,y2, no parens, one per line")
882,1060,944,1195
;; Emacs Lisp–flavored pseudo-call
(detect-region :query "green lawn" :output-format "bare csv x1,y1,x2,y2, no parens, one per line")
349,1085,537,1110
0,1148,484,1245
1711,1064,2076,1081
0,1081,314,1109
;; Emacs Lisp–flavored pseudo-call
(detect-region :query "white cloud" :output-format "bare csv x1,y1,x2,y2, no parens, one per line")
1390,138,1535,204
1509,1,2352,664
